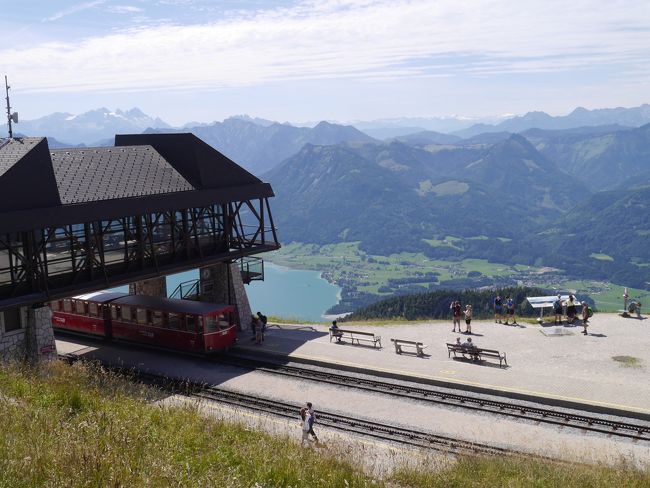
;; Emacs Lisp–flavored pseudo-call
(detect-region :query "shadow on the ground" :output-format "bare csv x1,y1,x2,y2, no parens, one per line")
451,357,508,369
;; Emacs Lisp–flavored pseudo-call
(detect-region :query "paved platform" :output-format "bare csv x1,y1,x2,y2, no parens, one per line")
235,313,650,415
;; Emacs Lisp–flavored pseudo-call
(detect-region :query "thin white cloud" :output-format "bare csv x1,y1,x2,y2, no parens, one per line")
107,5,145,14
11,0,649,93
42,0,107,22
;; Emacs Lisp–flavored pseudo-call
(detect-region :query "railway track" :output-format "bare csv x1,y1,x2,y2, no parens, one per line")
129,369,534,459
215,354,650,442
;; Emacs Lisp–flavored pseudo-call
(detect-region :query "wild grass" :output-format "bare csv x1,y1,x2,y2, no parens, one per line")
1,361,648,487
0,361,370,488
391,456,650,488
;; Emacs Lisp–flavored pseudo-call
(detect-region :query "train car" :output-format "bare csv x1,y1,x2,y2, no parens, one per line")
50,291,237,354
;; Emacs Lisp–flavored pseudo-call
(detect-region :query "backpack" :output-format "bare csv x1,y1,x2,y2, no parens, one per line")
588,307,593,318
553,300,562,313
299,407,307,421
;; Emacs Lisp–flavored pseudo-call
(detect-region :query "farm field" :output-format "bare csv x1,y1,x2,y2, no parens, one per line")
267,242,649,312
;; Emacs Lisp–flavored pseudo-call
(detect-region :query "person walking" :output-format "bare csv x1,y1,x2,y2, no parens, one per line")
300,407,311,446
451,300,462,332
306,402,319,443
581,301,590,335
463,304,473,334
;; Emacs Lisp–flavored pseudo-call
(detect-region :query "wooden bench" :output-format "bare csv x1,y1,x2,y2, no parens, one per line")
330,328,382,348
391,338,428,356
446,343,507,368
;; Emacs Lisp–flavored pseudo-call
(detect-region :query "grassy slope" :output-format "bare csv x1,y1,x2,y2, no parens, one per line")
1,362,648,487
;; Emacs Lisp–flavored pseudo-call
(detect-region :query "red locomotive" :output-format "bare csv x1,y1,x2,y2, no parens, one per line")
50,291,237,353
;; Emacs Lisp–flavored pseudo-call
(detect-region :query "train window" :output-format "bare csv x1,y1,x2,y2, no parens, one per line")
204,315,217,333
136,308,147,324
75,301,86,315
63,299,73,313
88,303,98,317
50,300,61,312
168,313,180,330
110,306,118,320
120,306,131,322
186,315,197,332
217,313,230,329
152,310,163,327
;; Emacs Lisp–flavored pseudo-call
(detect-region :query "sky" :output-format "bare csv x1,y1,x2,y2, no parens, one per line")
2,0,650,126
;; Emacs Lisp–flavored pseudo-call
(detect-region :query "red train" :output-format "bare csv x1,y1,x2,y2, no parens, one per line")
50,291,237,354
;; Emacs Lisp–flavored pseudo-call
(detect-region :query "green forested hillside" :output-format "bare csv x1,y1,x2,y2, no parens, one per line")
344,287,550,321
267,135,586,255
266,124,650,289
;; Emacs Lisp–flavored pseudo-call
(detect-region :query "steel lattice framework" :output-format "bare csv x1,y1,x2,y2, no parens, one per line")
0,133,280,310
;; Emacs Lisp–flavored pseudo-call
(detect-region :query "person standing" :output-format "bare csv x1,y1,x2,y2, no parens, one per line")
566,295,577,324
504,296,517,325
581,301,590,335
306,402,319,443
451,300,462,332
257,311,268,342
553,294,563,325
464,304,473,334
494,294,503,324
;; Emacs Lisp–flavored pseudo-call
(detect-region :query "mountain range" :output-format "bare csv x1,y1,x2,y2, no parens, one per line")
16,108,170,145
9,104,650,288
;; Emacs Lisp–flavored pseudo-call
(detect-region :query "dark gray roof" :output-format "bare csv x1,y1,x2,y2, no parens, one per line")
112,294,233,315
0,133,274,233
51,145,192,204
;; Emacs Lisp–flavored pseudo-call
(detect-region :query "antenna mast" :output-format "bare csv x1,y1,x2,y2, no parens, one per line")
5,75,15,139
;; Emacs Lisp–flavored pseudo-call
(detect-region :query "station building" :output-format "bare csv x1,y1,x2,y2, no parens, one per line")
0,133,280,361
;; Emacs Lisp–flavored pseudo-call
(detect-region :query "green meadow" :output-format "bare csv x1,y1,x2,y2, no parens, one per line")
267,242,646,312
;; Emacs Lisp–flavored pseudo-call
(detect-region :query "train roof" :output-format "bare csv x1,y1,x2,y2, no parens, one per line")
111,294,233,315
71,291,233,314
72,291,130,303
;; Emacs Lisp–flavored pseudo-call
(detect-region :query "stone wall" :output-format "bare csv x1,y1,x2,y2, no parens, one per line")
0,328,27,362
26,306,57,362
0,305,56,363
129,277,167,297
199,262,252,330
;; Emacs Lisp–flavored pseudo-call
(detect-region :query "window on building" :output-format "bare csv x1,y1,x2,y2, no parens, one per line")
2,308,23,333
110,306,118,320
75,301,86,315
63,299,73,313
88,303,98,317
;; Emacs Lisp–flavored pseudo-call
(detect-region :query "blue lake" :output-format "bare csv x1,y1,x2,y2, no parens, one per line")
111,263,340,323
